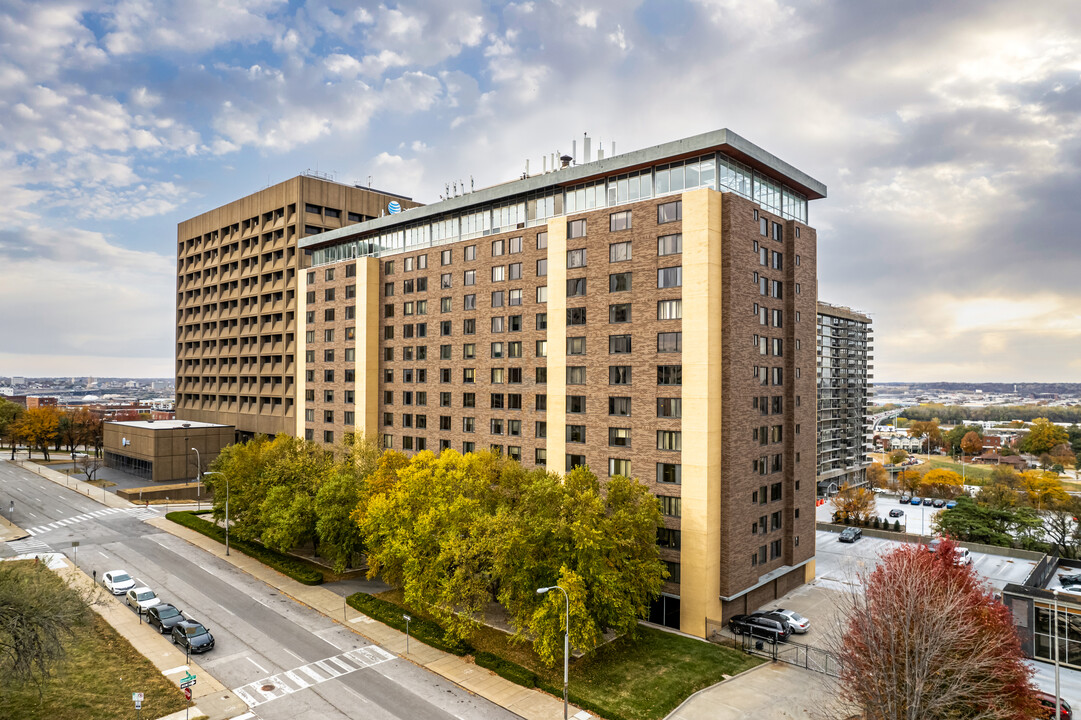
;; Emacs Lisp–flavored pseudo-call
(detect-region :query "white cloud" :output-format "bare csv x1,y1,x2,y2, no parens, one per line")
102,0,286,55
576,8,598,29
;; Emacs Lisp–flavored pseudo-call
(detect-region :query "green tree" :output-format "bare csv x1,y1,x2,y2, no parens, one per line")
945,424,983,455
908,419,943,448
1020,418,1069,456
888,449,908,465
314,470,366,573
935,497,1041,547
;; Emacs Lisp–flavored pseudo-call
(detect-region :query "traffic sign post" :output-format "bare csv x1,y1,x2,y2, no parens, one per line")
71,541,79,569
184,687,191,700
179,671,196,720
132,691,143,719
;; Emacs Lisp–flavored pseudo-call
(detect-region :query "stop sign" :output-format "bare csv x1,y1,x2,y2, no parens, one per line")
184,687,192,700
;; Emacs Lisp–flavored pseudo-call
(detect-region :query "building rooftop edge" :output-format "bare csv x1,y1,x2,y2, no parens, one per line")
818,301,872,324
298,128,827,252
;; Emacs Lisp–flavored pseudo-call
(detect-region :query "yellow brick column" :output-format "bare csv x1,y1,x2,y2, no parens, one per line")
680,188,724,637
355,257,381,440
296,270,308,438
545,219,567,472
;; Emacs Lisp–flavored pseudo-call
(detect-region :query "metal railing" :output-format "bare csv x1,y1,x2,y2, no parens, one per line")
738,631,843,677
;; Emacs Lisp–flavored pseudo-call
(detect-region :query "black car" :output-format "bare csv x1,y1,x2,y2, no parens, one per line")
171,620,215,653
900,495,912,504
728,614,791,641
922,497,934,506
889,508,904,518
146,604,185,635
931,498,946,508
839,527,862,543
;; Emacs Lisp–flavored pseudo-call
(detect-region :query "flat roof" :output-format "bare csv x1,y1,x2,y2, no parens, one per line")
105,420,231,430
300,128,826,252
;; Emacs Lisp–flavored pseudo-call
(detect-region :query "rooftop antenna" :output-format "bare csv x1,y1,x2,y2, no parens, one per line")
470,176,474,192
445,182,451,197
583,133,592,163
571,139,577,164
452,181,458,196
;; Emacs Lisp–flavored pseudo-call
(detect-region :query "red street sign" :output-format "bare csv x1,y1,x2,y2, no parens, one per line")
184,687,192,700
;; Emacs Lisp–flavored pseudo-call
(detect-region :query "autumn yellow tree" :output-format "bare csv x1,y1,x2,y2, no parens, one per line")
1020,418,1069,456
898,469,924,495
920,468,964,499
1018,470,1069,509
908,419,943,449
15,407,61,460
831,483,878,523
867,463,890,490
888,449,909,465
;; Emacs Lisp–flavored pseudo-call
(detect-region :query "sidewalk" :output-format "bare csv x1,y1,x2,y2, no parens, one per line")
12,458,134,509
148,516,586,720
53,554,250,720
0,512,28,541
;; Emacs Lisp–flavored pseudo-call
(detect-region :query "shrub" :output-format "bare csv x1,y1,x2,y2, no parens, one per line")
167,511,323,585
474,650,537,687
346,593,473,656
843,516,851,525
873,517,881,530
894,520,901,532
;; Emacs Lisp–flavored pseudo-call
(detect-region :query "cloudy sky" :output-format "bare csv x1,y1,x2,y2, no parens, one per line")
1,0,1080,382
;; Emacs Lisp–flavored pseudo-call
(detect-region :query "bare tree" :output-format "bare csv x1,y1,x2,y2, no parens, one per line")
823,539,1041,720
0,561,97,694
74,454,104,483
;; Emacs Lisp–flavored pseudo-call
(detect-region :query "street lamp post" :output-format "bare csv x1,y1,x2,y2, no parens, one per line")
190,448,200,485
537,585,569,720
403,614,411,654
203,471,229,556
1054,589,1062,720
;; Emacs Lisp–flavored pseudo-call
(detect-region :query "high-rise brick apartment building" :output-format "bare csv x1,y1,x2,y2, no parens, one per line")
177,129,826,637
175,175,418,438
815,303,873,496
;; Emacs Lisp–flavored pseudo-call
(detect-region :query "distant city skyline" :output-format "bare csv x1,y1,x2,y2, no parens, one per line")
1,1,1080,381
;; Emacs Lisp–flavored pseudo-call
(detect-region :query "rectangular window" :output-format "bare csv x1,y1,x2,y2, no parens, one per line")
491,291,505,307
608,427,631,447
464,270,476,286
492,265,506,282
464,245,476,261
537,258,548,276
567,307,587,326
610,211,632,232
385,260,395,275
568,219,587,239
566,425,586,443
509,263,522,280
567,337,586,355
441,273,452,289
609,272,632,293
657,200,682,224
609,458,631,477
464,318,476,334
657,332,682,353
491,239,505,257
441,249,452,265
657,365,682,385
609,396,631,416
463,368,475,383
567,395,586,413
509,236,522,254
536,231,548,249
463,417,475,433
567,366,586,385
657,463,681,484
490,368,505,384
657,397,682,418
609,334,632,354
491,316,505,333
463,343,476,359
609,303,632,323
609,365,631,385
657,430,682,451
536,312,547,330
567,248,587,268
535,421,547,438
536,286,548,303
441,297,452,313
535,394,547,411
657,300,682,320
658,233,682,256
566,278,587,297
566,454,586,471
463,392,476,408
508,289,522,306
464,294,476,310
491,342,505,359
657,266,682,288
609,240,632,262
658,495,681,517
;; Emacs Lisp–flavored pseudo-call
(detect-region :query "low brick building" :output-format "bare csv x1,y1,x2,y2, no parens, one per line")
103,419,234,482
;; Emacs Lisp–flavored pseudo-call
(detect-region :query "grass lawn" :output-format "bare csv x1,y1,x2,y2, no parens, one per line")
926,457,993,483
376,589,761,720
0,575,188,720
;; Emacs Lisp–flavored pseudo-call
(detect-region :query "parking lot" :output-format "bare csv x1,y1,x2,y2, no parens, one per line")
817,492,960,536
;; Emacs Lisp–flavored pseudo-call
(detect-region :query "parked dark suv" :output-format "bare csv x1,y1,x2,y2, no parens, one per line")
728,614,792,641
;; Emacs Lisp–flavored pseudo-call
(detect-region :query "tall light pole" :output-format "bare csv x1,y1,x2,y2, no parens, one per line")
537,585,569,720
203,471,229,556
190,448,201,485
1054,589,1062,720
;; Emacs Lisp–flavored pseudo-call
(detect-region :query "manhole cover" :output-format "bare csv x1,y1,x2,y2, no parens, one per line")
261,684,275,692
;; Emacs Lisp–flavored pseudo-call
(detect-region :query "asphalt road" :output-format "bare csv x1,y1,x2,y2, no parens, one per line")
0,461,516,720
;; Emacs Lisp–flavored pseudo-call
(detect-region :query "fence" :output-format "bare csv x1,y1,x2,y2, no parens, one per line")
738,632,843,677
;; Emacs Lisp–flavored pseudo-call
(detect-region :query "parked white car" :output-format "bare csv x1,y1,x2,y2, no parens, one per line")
125,587,160,614
953,548,973,566
102,570,135,595
769,608,811,634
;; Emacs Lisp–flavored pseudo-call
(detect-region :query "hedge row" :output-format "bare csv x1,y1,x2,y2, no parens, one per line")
346,592,471,655
166,511,323,585
474,650,537,688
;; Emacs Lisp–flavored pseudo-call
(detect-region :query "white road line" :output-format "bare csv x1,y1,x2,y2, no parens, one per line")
25,528,36,536
283,648,304,662
97,551,107,558
327,656,354,673
246,657,268,674
298,665,324,683
314,659,341,677
284,670,310,689
340,685,371,704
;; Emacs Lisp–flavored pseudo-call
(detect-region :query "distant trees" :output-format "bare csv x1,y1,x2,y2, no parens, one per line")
945,423,983,455
907,419,943,448
961,431,983,457
935,497,1041,547
919,468,964,499
831,538,1041,720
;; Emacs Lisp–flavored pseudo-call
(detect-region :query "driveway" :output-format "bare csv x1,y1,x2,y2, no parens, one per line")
666,662,832,720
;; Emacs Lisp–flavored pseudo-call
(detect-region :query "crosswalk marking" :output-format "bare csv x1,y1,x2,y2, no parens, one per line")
7,537,53,555
17,507,161,539
233,646,394,708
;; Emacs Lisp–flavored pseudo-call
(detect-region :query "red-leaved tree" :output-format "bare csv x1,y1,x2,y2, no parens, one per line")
829,538,1042,720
